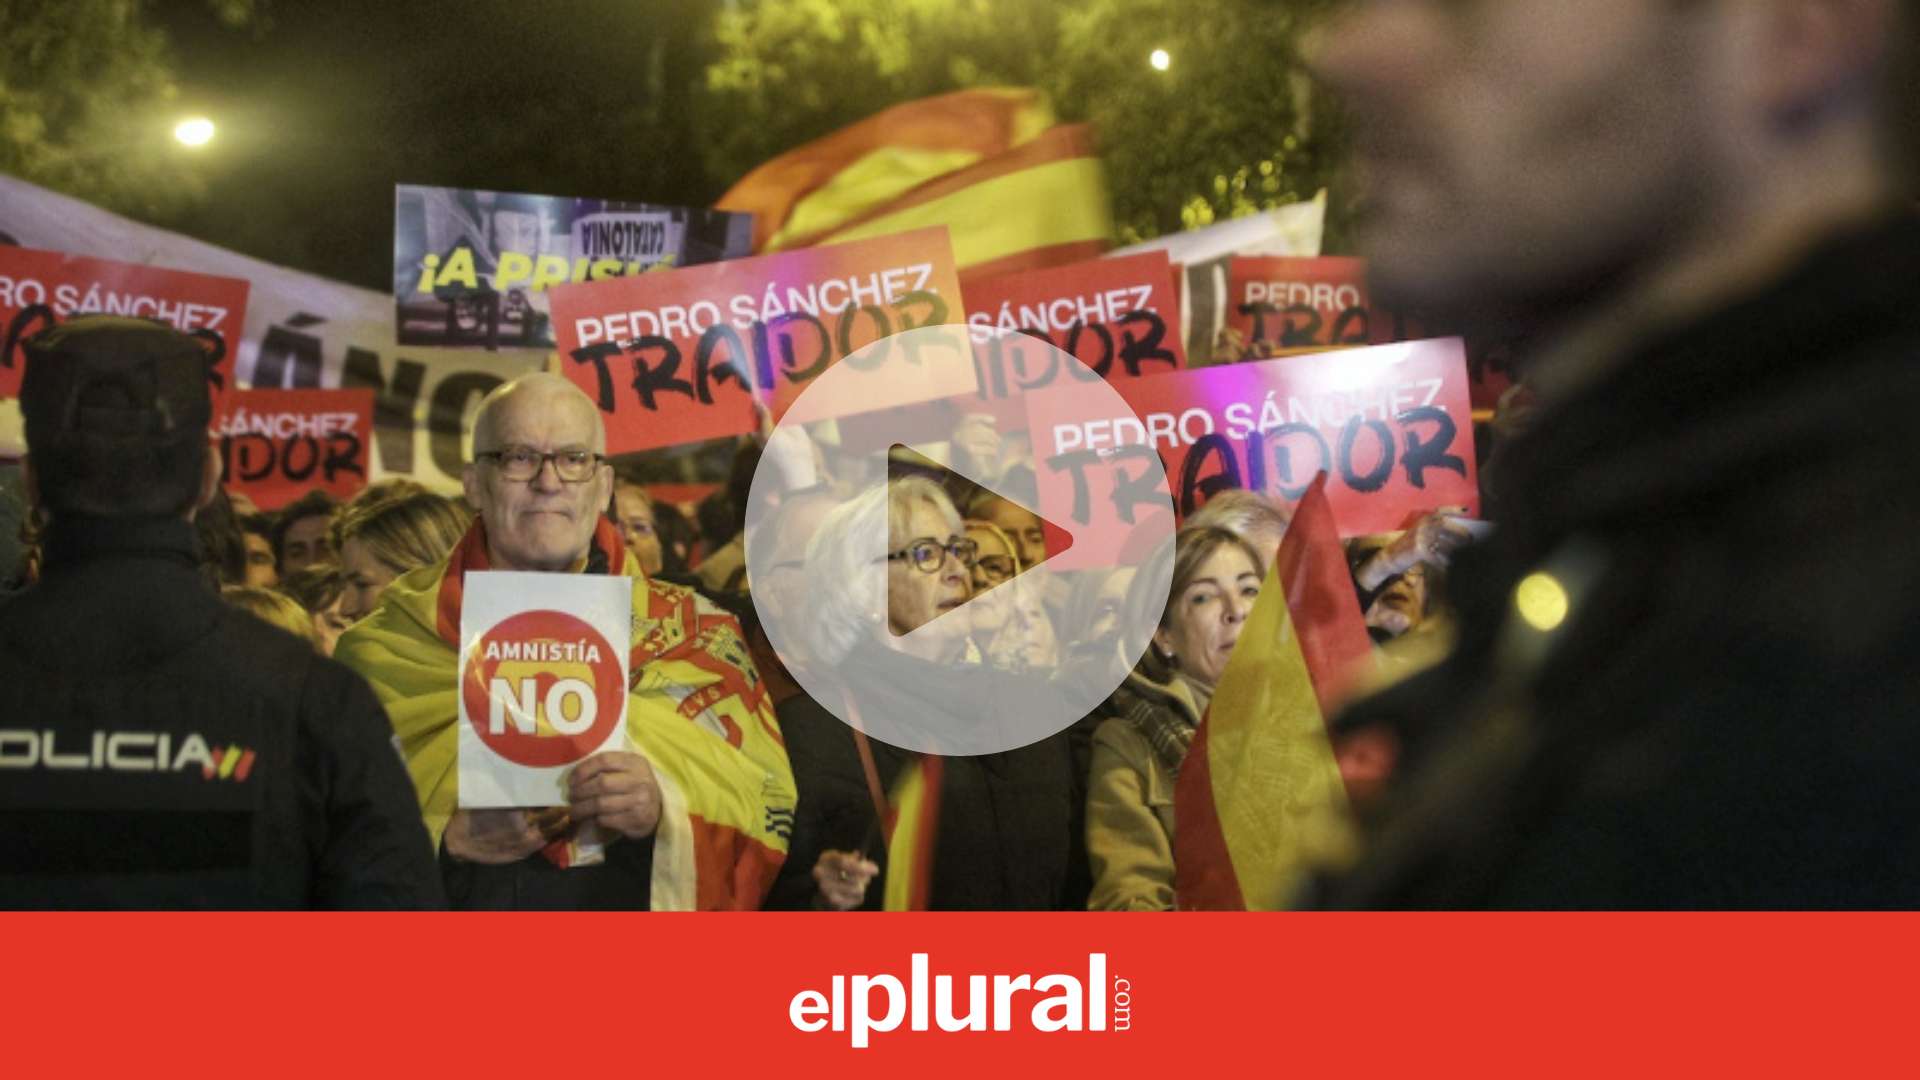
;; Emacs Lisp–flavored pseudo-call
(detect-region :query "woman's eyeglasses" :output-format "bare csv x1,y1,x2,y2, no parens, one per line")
886,537,979,574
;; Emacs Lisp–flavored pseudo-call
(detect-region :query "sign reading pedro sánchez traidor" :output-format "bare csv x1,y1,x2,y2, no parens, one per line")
457,572,632,808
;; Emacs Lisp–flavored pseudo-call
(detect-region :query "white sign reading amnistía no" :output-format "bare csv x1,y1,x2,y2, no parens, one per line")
457,571,632,808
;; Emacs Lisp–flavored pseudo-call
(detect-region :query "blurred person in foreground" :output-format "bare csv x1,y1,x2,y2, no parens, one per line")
330,489,469,621
0,316,441,909
334,372,793,910
764,477,1083,910
1083,525,1265,910
1305,0,1920,907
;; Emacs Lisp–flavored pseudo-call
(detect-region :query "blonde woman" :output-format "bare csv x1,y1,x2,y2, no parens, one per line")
331,491,470,621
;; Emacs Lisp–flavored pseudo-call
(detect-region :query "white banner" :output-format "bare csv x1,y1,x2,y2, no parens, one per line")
0,173,546,489
457,571,632,808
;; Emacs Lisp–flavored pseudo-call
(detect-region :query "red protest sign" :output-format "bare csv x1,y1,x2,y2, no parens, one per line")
1027,338,1479,553
834,252,1189,462
961,251,1186,406
0,245,250,405
214,389,375,511
548,227,965,454
1219,255,1377,360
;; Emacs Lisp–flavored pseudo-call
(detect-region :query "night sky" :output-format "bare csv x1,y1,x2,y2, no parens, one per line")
154,0,716,291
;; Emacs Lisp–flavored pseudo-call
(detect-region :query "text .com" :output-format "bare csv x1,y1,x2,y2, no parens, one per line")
789,953,1131,1048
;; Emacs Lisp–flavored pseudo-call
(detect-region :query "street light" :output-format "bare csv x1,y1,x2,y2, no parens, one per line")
1149,48,1171,72
173,117,215,148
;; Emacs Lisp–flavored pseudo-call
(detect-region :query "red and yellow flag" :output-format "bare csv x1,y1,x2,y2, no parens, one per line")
335,518,796,910
715,88,1113,284
880,756,945,912
1174,474,1373,909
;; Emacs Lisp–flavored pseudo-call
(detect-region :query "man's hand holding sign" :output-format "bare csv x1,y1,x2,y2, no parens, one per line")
441,805,570,866
568,752,664,841
442,757,662,866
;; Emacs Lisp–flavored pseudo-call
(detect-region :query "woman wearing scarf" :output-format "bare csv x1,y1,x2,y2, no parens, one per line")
1084,525,1266,910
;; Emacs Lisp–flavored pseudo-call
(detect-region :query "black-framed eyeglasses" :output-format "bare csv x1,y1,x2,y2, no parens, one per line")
476,446,607,483
973,553,1017,584
886,536,978,574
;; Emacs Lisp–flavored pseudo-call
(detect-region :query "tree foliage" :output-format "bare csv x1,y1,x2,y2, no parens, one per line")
698,0,1353,248
0,0,260,221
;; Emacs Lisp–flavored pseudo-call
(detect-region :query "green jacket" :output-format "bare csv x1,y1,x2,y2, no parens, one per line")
1085,670,1205,911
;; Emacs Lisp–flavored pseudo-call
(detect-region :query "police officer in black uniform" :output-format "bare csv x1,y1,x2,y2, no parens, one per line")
0,316,443,908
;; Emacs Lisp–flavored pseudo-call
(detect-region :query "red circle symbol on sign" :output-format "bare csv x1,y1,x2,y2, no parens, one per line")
462,609,626,768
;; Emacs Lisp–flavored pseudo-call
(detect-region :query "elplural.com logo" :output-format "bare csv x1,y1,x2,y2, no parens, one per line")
789,953,1132,1048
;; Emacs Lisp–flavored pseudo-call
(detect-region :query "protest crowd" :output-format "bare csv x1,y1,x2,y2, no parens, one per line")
4,0,1920,910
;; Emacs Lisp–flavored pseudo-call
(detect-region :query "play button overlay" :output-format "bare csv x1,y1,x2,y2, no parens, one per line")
1040,518,1074,562
745,325,1176,756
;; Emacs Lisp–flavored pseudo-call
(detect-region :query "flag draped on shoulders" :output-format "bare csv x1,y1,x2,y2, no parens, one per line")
335,516,796,910
1174,473,1372,910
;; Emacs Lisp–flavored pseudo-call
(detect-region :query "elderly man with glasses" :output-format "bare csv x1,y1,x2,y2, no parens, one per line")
337,372,795,910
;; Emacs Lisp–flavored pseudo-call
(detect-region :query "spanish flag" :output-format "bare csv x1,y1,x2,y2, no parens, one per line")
880,756,944,912
1173,474,1373,909
715,87,1113,283
335,517,797,910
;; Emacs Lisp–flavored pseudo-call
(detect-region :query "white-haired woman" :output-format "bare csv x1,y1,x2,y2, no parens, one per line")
805,475,976,671
763,477,1084,910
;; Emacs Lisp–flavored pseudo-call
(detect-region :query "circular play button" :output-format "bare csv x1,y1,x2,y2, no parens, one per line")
744,324,1176,755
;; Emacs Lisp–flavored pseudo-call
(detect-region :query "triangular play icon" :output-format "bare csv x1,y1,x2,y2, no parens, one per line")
1039,516,1074,562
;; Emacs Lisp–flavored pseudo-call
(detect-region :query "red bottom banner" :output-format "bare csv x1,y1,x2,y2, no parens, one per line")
4,913,1910,1074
